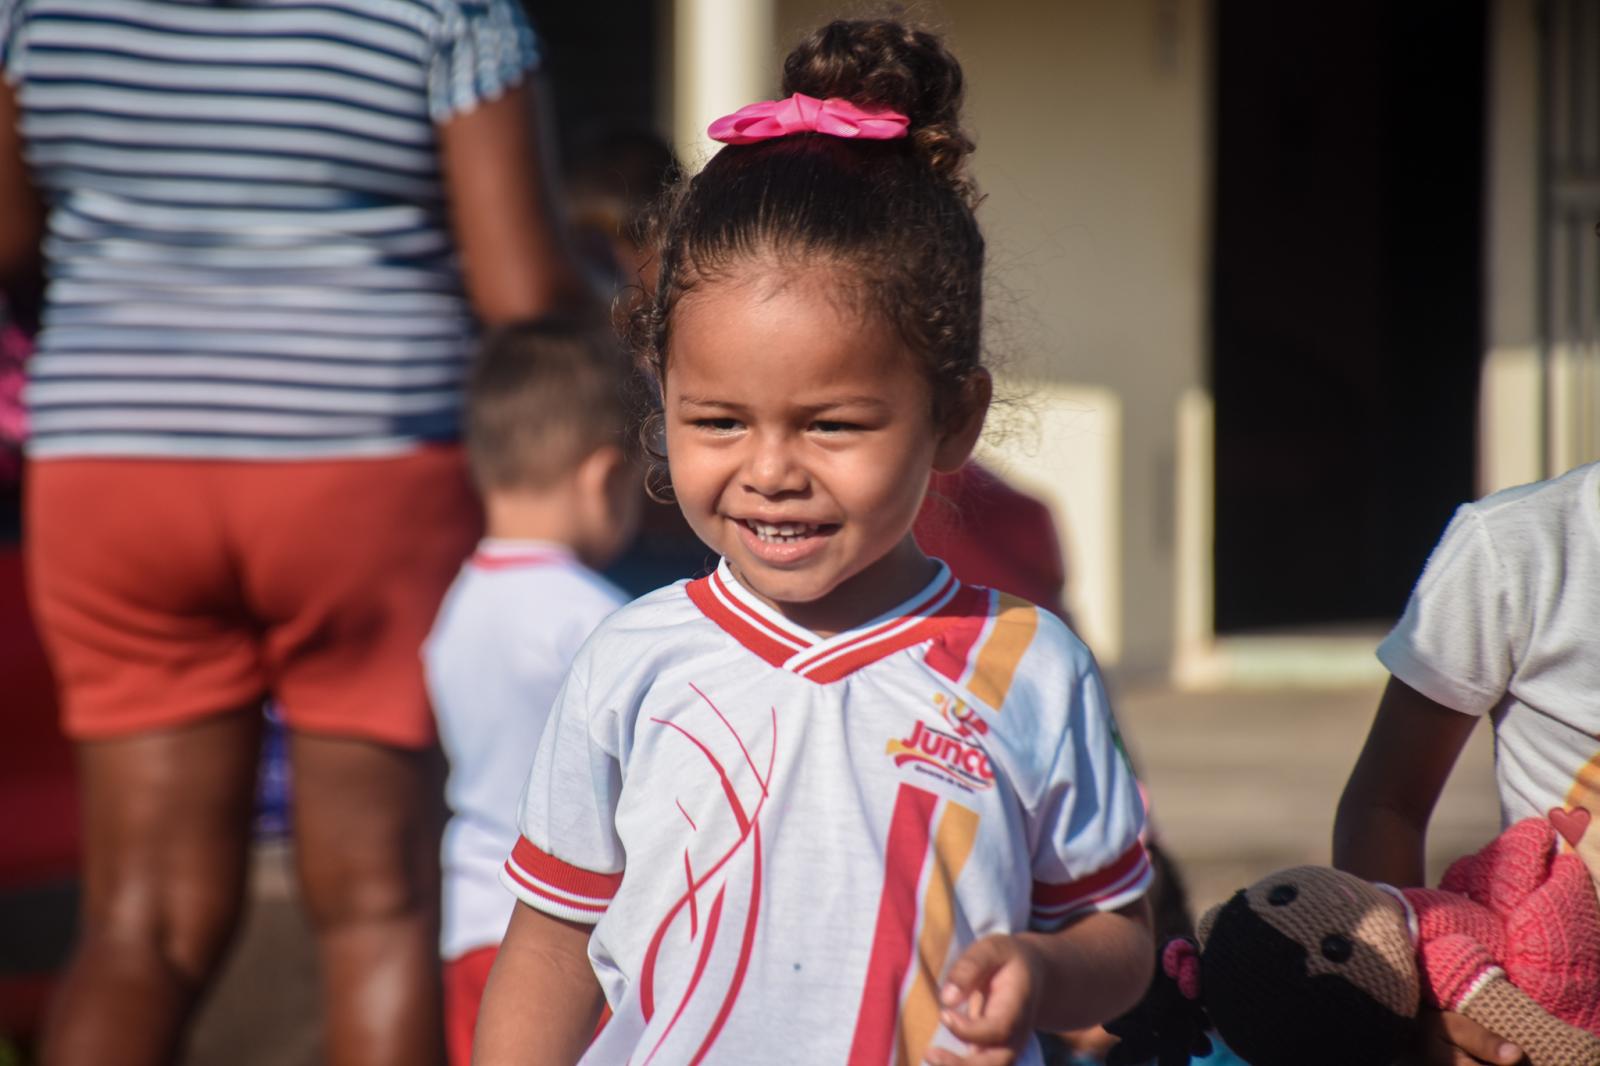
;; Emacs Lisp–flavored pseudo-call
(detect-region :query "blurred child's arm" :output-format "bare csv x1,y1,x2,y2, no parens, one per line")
927,897,1154,1066
1334,677,1525,1066
1333,675,1480,887
473,902,605,1066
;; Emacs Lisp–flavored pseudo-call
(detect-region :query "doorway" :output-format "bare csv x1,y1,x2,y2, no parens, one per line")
1211,0,1486,633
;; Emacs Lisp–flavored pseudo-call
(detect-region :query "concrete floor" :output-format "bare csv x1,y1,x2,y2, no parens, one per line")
183,842,322,1066
1112,681,1499,916
181,683,1502,1065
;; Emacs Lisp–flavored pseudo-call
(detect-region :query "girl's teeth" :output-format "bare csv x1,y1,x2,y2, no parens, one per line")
748,520,818,543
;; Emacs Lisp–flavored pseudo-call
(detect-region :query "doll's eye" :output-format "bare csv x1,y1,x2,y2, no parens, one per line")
1267,883,1298,906
1321,934,1353,962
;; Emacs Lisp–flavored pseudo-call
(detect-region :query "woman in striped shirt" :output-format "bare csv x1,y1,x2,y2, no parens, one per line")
0,1,586,1062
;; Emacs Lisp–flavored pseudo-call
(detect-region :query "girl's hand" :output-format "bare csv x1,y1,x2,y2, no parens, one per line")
926,933,1045,1066
1417,1008,1525,1066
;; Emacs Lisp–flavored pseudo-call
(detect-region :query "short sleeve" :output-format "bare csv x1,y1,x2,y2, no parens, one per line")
427,0,540,123
500,666,624,924
1376,507,1514,717
0,0,25,84
1026,664,1151,930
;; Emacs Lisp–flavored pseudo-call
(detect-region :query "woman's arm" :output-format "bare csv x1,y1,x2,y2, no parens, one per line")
0,78,43,281
929,897,1154,1065
474,902,605,1066
1333,675,1480,886
437,80,592,324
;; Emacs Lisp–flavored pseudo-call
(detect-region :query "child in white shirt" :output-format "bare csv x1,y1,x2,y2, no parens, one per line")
1335,459,1600,1066
423,318,639,1066
474,17,1154,1066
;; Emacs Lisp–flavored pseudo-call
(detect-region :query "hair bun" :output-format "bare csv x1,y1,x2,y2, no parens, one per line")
781,19,976,203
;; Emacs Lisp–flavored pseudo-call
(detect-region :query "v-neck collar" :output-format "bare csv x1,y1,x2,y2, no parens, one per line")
685,558,981,683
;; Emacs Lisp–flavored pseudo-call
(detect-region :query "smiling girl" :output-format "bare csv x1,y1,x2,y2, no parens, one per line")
474,19,1154,1066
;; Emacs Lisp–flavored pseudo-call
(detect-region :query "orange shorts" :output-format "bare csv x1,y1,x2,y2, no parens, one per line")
24,448,479,749
444,945,497,1066
443,942,609,1065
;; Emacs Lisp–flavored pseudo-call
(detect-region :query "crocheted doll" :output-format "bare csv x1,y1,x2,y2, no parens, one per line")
1107,809,1600,1066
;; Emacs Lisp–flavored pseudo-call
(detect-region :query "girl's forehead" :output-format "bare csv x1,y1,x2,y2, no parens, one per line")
668,337,916,398
677,259,870,321
669,271,911,377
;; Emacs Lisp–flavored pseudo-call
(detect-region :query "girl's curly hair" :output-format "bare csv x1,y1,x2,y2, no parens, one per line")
630,18,986,470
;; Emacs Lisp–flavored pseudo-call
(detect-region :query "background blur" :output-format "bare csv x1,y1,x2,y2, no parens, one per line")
5,0,1596,1061
548,0,1599,685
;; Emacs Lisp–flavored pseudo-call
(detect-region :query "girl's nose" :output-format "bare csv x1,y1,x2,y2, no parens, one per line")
742,434,807,496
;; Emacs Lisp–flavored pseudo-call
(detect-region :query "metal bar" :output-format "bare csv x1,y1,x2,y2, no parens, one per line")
1537,0,1556,476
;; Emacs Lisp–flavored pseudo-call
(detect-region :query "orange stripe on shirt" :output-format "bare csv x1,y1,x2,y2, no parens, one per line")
897,800,980,1066
1566,753,1600,811
1564,757,1600,862
967,593,1038,710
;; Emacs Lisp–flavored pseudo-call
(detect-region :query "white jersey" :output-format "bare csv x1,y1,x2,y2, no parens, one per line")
1378,461,1600,825
425,540,625,961
502,559,1150,1065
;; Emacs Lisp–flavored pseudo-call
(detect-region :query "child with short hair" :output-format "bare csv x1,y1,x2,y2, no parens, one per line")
1334,459,1600,1066
424,318,640,1066
474,19,1154,1066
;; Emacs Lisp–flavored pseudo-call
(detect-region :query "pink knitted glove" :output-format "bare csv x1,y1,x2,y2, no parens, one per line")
1441,818,1558,916
1500,850,1600,1035
1416,931,1501,1012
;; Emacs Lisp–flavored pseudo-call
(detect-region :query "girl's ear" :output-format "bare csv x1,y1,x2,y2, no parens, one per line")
932,369,992,473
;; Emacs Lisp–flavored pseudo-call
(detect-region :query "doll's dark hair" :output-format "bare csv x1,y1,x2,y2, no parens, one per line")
634,18,985,429
1107,890,1412,1066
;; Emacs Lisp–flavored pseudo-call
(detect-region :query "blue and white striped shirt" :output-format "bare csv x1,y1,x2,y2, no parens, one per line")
1,0,539,458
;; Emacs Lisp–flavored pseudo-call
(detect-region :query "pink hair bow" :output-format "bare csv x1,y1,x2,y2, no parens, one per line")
708,92,910,145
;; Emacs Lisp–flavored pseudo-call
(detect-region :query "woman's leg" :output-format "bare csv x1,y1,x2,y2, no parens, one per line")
290,731,446,1066
41,709,263,1066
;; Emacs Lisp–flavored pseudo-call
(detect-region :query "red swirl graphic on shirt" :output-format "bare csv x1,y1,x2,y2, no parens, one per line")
635,684,775,1066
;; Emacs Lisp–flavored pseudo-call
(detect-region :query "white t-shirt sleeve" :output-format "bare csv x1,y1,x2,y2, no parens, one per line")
500,666,624,924
1377,507,1515,717
1026,664,1151,930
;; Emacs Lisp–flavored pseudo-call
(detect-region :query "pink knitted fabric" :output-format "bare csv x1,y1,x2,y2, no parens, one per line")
1403,818,1600,1035
1404,890,1506,1009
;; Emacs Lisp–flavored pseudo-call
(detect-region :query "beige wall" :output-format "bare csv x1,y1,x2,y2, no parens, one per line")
1480,0,1544,494
766,0,1212,671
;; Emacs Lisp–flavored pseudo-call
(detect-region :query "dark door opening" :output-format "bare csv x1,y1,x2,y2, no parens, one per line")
1211,0,1486,633
526,0,660,157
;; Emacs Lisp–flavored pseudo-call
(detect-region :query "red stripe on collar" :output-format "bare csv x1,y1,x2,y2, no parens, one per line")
470,551,562,571
687,563,989,684
709,568,812,653
803,581,987,683
685,574,799,669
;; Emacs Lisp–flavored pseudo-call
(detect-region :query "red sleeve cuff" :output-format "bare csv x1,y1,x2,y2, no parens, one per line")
501,836,622,923
1031,841,1152,926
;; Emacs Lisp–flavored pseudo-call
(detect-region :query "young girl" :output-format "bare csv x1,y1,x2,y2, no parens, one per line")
475,20,1155,1065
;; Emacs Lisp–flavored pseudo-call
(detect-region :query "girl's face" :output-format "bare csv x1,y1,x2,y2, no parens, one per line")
663,265,985,635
